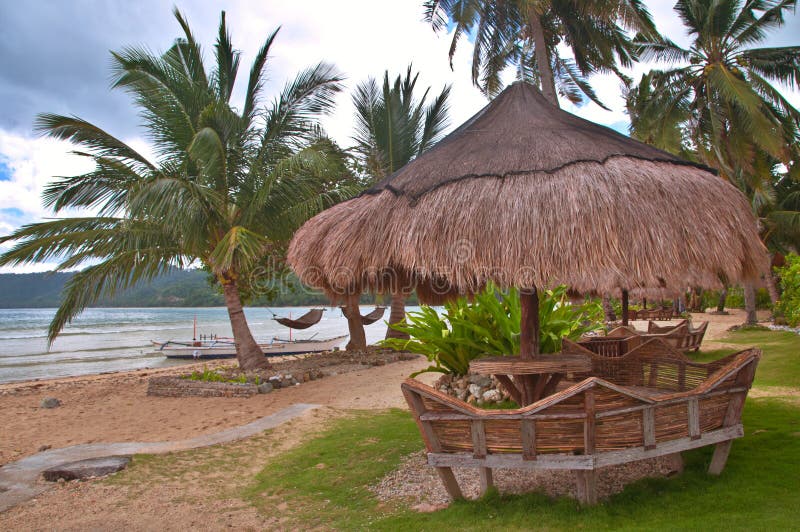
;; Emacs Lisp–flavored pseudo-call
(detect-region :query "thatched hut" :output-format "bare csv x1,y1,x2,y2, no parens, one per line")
288,82,767,351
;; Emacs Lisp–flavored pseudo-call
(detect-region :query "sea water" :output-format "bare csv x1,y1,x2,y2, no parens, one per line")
0,306,399,384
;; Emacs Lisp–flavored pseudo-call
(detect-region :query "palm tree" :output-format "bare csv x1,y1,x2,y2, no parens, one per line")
349,66,451,346
633,0,800,324
624,72,694,158
423,0,657,105
0,9,353,370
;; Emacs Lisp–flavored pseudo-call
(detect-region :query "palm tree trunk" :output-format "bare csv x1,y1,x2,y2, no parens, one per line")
765,271,781,322
385,291,409,340
601,295,616,323
222,280,269,370
528,9,558,107
716,286,728,313
765,271,780,305
343,294,367,351
743,283,758,325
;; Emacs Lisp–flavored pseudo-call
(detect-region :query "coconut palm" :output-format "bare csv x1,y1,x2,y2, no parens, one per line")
350,66,451,344
634,0,800,178
0,9,353,369
632,0,800,323
423,0,657,105
624,72,695,158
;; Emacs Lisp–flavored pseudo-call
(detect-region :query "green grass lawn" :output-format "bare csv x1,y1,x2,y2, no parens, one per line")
695,329,800,389
244,329,800,530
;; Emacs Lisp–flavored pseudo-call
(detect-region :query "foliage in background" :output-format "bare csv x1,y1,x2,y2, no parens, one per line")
775,254,800,326
698,286,772,311
381,284,603,375
424,0,657,104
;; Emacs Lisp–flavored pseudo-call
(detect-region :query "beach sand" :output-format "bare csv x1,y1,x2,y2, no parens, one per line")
0,309,766,529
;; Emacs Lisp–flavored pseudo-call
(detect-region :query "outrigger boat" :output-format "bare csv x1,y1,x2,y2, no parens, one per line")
151,310,352,359
150,334,348,359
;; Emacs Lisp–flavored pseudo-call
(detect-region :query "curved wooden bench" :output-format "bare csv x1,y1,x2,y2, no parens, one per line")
648,320,708,352
402,343,759,504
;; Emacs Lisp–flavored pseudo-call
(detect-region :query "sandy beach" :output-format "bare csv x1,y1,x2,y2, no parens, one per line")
0,310,766,529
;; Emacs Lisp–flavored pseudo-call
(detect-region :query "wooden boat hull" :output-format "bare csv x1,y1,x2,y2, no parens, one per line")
150,335,348,359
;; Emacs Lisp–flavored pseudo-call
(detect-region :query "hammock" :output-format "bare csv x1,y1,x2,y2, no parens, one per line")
274,308,324,330
360,306,386,325
340,306,386,325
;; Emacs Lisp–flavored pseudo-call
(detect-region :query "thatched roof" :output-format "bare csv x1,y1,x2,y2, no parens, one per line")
288,82,767,302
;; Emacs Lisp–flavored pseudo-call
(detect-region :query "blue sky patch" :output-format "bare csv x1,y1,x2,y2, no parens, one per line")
1,207,25,218
0,159,12,181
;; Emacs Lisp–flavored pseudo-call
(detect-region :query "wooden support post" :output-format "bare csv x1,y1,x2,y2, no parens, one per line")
436,467,464,500
520,287,540,358
521,419,537,461
478,467,494,497
687,398,700,440
642,407,656,450
574,470,598,505
707,441,733,475
666,452,684,474
707,363,753,475
519,287,540,405
621,289,630,326
471,419,493,496
584,388,596,455
495,375,522,406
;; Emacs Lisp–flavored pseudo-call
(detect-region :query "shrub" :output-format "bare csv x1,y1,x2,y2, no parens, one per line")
776,254,800,327
381,284,603,376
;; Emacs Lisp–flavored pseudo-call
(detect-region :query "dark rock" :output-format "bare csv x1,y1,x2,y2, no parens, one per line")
257,382,273,394
38,444,52,452
43,456,131,482
40,397,61,409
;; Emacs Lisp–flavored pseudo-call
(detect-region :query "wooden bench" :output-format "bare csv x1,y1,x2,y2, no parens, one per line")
648,320,708,352
402,341,759,504
629,307,674,321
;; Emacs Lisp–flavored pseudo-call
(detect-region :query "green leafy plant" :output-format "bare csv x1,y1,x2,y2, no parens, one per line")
184,366,250,384
776,254,800,327
381,284,602,376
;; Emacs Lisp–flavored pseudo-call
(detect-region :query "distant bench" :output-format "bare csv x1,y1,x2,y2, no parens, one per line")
402,340,759,504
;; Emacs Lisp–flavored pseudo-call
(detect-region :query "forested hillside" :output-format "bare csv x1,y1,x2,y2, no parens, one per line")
0,269,344,308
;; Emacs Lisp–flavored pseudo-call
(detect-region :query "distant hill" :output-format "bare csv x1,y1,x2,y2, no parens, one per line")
0,269,338,308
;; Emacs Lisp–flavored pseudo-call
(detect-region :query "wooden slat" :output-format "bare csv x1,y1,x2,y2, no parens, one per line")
584,388,596,455
427,424,743,471
494,374,522,405
421,411,586,421
521,419,537,461
688,397,700,440
541,373,563,398
471,419,487,459
595,425,743,468
404,389,442,452
642,407,656,450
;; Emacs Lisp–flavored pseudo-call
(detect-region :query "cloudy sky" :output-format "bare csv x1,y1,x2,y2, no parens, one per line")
1,1,798,272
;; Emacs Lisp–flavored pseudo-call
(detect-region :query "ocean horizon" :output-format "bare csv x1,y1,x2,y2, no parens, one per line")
0,306,402,384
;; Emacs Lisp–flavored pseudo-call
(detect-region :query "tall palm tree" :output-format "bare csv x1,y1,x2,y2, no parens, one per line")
349,66,451,345
624,72,694,158
633,0,800,323
424,0,657,105
0,9,353,369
